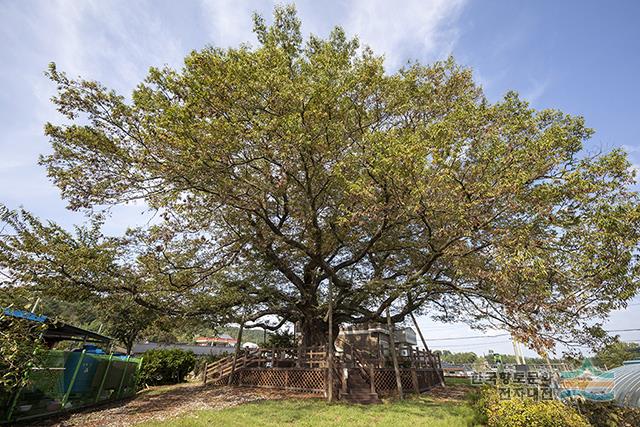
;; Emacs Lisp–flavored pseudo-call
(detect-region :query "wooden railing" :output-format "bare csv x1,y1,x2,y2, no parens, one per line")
247,346,327,368
203,346,327,384
335,338,378,396
403,347,441,369
203,348,261,384
336,339,372,378
202,344,442,387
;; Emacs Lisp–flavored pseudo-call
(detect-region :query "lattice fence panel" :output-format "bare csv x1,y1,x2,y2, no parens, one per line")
234,368,326,393
374,369,396,394
400,370,414,391
416,369,440,391
374,369,439,395
210,373,235,386
288,369,325,392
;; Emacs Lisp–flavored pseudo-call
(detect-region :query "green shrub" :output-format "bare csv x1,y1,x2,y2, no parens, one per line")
469,385,494,425
474,387,590,427
488,398,590,427
138,349,196,386
192,352,231,377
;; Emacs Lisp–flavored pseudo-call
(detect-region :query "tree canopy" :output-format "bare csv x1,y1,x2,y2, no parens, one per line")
595,341,640,368
1,5,639,352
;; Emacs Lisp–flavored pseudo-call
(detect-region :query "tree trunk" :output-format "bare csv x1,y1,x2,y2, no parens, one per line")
327,278,335,402
228,320,244,385
386,308,403,400
300,316,329,348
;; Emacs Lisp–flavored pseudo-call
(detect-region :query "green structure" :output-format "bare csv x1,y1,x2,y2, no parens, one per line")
1,308,143,424
2,350,142,423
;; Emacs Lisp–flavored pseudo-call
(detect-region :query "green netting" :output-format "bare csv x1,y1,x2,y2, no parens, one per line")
3,350,142,423
0,391,11,421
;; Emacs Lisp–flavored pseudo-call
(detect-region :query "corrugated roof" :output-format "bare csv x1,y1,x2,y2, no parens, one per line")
2,306,112,344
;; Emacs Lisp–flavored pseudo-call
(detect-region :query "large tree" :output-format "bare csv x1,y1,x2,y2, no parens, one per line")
3,6,640,352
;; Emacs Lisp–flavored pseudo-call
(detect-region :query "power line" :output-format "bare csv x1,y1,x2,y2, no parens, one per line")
423,329,640,343
426,333,509,341
432,340,512,349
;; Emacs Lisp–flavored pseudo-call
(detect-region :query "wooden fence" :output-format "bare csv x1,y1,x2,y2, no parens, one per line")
203,345,443,396
227,368,327,393
208,366,441,396
374,368,441,395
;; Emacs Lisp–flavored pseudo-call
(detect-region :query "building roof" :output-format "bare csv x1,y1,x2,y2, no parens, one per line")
195,334,237,343
132,342,233,356
441,365,466,371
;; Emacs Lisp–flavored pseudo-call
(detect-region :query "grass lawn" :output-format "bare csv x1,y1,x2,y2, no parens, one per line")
139,395,477,427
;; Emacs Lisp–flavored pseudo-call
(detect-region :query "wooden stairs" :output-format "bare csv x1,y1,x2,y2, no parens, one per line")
203,349,260,385
341,368,381,404
338,340,381,404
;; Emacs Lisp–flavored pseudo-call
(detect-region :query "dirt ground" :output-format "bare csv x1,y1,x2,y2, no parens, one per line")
427,384,475,401
25,383,467,426
29,384,319,427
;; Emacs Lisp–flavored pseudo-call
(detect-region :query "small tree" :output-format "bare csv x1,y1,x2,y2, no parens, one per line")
595,341,640,369
138,349,196,386
101,297,157,354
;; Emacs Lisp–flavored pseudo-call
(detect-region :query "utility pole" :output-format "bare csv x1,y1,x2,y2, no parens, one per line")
511,335,525,365
386,307,403,400
327,278,335,402
410,312,445,387
228,319,245,385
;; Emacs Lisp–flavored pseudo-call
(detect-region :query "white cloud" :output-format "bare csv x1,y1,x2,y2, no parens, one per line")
523,76,550,106
0,0,186,234
197,0,466,69
199,0,275,48
34,1,184,88
343,0,467,69
0,0,469,235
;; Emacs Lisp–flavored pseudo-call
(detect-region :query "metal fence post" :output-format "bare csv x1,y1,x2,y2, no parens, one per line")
61,350,86,407
134,357,144,396
116,355,131,399
5,386,24,422
95,354,113,403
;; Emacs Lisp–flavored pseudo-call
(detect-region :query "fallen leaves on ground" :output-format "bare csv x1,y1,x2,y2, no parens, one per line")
32,384,319,427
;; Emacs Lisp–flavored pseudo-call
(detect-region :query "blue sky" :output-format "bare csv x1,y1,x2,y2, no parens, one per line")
1,0,639,358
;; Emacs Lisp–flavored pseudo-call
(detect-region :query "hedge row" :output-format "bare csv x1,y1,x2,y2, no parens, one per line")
138,349,196,386
471,386,640,427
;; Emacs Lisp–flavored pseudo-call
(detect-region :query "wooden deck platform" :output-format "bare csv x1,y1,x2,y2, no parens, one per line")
202,344,444,401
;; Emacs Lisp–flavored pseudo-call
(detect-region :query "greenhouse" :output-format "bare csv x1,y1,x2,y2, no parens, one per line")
1,308,142,424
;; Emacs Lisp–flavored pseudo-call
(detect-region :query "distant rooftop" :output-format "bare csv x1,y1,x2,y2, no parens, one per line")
194,334,237,345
